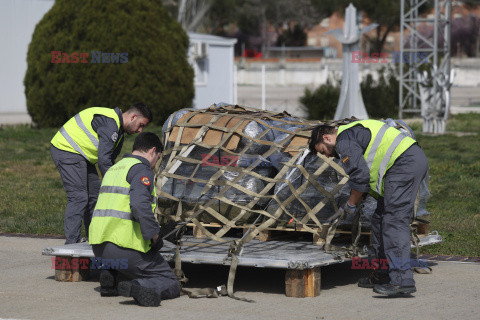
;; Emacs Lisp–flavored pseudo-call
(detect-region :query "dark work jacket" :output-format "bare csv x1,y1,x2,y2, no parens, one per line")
124,154,160,241
335,126,372,193
91,107,125,176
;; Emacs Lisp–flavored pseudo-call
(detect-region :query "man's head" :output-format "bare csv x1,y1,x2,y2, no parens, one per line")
123,102,153,135
309,125,338,158
132,132,163,168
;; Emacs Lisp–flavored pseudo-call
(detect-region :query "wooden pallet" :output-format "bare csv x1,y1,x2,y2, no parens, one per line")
187,222,373,246
188,221,429,246
52,256,91,282
285,267,321,298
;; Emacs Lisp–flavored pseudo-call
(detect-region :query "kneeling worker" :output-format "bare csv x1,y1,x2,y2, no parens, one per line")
309,120,428,296
89,132,180,306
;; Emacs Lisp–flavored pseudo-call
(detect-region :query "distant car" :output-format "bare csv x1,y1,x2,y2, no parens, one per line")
242,49,262,58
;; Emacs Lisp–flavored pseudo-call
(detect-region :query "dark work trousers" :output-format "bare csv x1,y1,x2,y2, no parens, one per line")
370,144,428,287
92,242,181,300
50,146,100,244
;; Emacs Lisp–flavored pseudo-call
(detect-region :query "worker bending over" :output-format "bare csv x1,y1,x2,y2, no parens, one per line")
309,119,428,296
50,103,152,244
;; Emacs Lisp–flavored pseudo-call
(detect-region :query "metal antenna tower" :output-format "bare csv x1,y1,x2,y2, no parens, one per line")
399,0,452,132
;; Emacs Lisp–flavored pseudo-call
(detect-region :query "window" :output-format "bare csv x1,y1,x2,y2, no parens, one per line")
193,57,208,85
189,41,208,85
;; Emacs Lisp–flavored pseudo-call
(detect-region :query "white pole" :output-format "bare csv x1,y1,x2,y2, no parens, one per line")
261,64,266,110
233,64,238,105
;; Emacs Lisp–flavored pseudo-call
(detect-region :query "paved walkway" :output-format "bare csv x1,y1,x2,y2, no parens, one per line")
0,235,479,320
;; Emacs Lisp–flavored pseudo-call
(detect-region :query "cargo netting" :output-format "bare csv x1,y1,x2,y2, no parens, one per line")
155,104,430,243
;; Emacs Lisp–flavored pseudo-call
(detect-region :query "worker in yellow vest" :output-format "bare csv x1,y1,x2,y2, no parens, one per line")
309,119,428,296
89,132,181,307
50,103,152,244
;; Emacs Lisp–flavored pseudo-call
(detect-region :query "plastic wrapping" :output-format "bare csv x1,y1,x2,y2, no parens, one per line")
159,109,280,223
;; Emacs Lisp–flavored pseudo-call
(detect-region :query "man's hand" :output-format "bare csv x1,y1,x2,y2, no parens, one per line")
326,201,360,224
159,221,186,245
150,235,164,251
326,207,345,224
343,201,357,215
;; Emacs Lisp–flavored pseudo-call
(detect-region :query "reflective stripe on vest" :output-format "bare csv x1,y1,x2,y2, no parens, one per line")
75,113,99,148
51,107,121,164
337,120,416,196
89,157,157,253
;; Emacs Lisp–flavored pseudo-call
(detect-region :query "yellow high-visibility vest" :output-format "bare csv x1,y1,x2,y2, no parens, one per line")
89,157,157,253
51,107,122,163
337,120,416,197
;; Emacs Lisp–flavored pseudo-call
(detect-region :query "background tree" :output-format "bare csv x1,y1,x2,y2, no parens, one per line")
236,0,327,51
311,0,430,54
163,0,237,34
164,0,333,51
25,0,194,128
275,25,307,47
301,65,400,120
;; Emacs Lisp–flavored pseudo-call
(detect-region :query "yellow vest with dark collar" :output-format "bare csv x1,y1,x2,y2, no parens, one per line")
337,120,416,197
51,107,122,163
89,157,157,253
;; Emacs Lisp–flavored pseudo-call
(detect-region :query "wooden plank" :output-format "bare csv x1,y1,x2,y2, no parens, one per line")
285,267,321,298
417,223,429,235
193,225,207,239
312,233,325,247
187,222,371,245
187,222,371,234
256,230,273,241
285,269,303,297
54,257,90,282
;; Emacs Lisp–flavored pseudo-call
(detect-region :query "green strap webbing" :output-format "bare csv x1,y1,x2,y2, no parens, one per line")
324,206,364,259
410,221,433,274
173,235,232,300
226,241,255,303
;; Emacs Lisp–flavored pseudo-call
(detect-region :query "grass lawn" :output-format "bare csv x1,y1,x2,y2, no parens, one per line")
415,114,480,256
0,125,150,236
0,115,479,256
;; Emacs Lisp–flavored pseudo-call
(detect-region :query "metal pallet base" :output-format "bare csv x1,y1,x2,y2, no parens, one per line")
42,233,443,270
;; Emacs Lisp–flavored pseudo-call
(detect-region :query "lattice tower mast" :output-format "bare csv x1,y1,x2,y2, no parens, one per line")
399,0,451,118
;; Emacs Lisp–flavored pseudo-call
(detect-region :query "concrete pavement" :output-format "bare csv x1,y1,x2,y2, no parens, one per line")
0,235,479,320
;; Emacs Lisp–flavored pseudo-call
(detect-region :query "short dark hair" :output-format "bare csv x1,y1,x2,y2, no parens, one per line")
308,125,336,152
127,102,153,123
132,132,163,153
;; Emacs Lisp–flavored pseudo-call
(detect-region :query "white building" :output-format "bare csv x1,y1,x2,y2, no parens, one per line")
0,0,54,124
187,33,237,109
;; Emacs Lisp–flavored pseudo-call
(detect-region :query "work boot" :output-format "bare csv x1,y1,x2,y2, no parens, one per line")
357,271,390,288
118,281,161,307
373,283,416,296
99,270,118,297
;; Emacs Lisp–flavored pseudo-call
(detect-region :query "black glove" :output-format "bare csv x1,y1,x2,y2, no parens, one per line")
150,237,164,251
159,221,186,245
326,202,360,224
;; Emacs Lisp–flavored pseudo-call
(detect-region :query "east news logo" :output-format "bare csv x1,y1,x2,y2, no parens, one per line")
51,51,128,64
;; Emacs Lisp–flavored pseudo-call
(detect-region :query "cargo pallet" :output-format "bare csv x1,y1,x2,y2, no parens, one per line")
42,229,441,298
188,221,431,245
